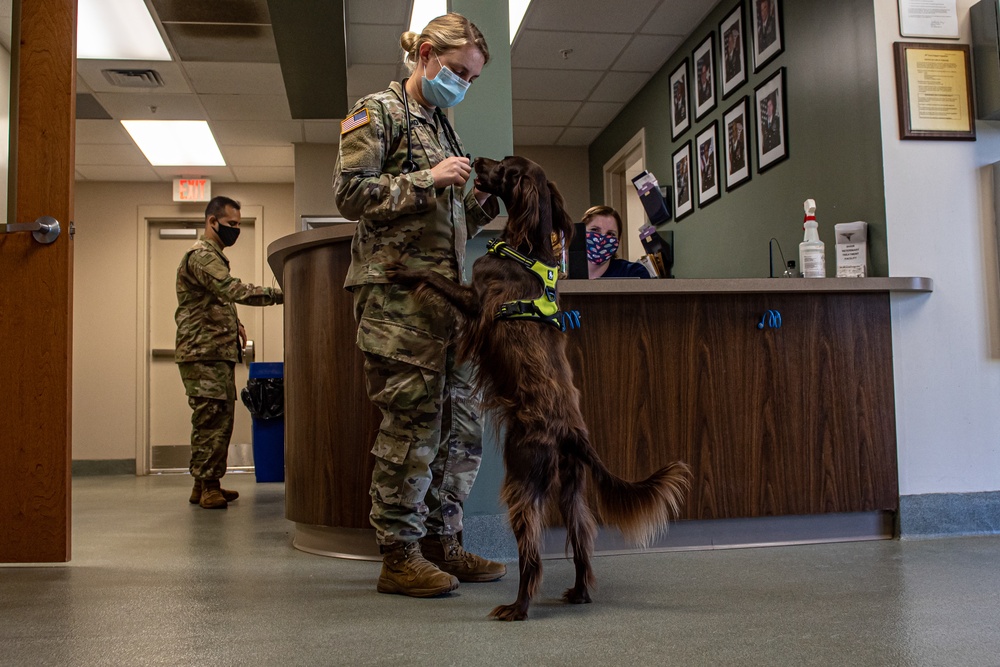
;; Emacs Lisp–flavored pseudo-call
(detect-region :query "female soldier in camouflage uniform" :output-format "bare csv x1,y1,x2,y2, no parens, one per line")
334,13,506,597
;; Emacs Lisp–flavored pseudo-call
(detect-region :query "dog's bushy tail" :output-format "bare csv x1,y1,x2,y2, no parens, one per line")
582,442,691,548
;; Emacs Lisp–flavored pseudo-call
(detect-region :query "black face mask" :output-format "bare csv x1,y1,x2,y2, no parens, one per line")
214,222,240,247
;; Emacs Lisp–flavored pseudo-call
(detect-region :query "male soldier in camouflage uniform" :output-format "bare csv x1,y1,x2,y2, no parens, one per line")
175,196,283,509
334,15,507,597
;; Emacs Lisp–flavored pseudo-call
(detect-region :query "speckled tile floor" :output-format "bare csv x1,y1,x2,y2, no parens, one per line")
2,475,999,667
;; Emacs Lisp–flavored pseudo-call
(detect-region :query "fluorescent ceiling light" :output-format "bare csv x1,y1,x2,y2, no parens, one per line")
121,121,225,167
78,0,171,60
409,0,447,35
510,0,531,43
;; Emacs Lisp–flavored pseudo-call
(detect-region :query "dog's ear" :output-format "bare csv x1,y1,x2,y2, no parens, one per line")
547,180,575,249
507,175,540,251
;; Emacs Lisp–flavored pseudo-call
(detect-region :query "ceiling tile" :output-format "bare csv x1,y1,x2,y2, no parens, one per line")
513,100,581,127
77,60,192,94
200,94,291,121
231,166,296,183
76,119,133,144
349,24,405,65
523,0,660,33
512,31,630,71
512,69,602,101
151,0,270,24
75,165,162,182
77,73,93,93
303,121,343,144
152,166,238,182
513,126,564,145
347,64,401,97
95,93,205,120
184,62,285,95
75,143,148,166
210,121,304,146
571,102,624,128
347,0,408,25
557,127,602,146
77,94,112,120
163,23,279,63
642,0,720,36
221,145,295,167
613,34,683,73
589,72,649,103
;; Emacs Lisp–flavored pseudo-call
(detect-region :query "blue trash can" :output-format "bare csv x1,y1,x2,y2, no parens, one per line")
243,362,285,483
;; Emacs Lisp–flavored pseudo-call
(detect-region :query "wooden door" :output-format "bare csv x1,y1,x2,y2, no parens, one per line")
0,0,76,562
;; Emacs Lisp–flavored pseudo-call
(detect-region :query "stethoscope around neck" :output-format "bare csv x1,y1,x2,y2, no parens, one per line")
398,77,467,175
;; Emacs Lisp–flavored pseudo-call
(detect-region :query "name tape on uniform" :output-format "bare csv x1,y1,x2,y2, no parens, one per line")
341,109,371,135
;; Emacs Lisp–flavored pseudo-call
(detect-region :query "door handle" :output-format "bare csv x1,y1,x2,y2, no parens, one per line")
243,340,255,366
0,216,61,244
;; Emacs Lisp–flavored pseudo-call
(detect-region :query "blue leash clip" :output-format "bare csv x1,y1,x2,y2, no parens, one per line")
757,310,782,330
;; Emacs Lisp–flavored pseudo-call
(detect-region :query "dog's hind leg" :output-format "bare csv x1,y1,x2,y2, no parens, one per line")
490,435,553,621
558,439,597,605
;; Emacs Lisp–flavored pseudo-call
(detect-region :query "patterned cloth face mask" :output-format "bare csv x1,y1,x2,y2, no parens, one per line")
421,55,471,108
586,231,619,265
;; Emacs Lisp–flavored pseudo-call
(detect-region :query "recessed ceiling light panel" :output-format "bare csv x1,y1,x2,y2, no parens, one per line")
121,120,225,167
78,0,171,60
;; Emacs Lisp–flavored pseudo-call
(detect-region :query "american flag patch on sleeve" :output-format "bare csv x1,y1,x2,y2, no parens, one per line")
341,109,371,135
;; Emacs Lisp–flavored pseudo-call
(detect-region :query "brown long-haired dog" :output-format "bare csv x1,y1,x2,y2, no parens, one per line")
387,156,690,621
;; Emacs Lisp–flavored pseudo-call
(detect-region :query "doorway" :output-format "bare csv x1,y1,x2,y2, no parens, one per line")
602,129,647,261
144,216,260,473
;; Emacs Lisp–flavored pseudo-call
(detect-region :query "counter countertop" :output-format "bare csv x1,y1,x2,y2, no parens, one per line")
558,276,933,294
266,228,932,295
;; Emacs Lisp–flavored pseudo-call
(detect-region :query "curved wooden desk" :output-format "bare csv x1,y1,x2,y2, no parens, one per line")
268,225,933,558
268,226,381,559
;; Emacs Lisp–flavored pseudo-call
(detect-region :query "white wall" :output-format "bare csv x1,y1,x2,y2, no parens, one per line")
513,145,591,221
72,182,294,462
875,0,1000,495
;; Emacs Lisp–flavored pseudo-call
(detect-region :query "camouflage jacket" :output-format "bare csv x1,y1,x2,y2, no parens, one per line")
334,80,499,289
174,237,283,363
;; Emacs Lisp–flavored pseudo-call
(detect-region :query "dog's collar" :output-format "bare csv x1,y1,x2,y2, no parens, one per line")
487,239,579,331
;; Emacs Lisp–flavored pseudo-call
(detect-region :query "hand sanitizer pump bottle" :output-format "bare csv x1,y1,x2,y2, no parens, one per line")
798,199,826,278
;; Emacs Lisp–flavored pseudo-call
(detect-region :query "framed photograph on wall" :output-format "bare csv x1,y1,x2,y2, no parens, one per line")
693,34,716,121
754,67,788,172
669,59,691,140
720,4,747,99
672,141,694,221
696,122,721,207
750,0,783,72
723,96,752,190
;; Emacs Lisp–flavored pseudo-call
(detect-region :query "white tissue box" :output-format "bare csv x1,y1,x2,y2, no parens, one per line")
835,221,868,278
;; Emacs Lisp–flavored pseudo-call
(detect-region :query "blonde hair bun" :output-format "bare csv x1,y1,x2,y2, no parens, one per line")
400,31,419,59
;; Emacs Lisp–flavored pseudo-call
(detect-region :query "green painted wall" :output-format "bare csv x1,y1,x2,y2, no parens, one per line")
589,0,887,278
448,0,511,517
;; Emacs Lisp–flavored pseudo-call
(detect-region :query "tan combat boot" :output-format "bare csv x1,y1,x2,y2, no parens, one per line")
420,534,506,582
189,479,239,504
199,479,228,509
377,542,459,597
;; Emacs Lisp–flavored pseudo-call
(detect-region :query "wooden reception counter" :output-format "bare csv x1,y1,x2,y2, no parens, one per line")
268,226,932,558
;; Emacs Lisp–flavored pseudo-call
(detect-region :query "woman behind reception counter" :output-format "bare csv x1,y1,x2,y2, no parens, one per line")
583,205,652,279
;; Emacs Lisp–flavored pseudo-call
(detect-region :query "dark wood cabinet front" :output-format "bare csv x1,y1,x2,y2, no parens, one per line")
560,292,899,521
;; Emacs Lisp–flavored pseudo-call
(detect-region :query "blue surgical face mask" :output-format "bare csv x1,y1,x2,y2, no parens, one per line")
421,55,471,108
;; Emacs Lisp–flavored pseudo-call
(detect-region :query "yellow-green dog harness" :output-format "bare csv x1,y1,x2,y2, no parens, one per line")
486,238,581,331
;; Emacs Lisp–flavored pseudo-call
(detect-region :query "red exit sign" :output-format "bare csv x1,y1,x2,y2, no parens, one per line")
173,178,212,202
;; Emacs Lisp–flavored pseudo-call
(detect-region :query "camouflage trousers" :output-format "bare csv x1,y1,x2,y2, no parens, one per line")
353,283,483,546
178,361,236,481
